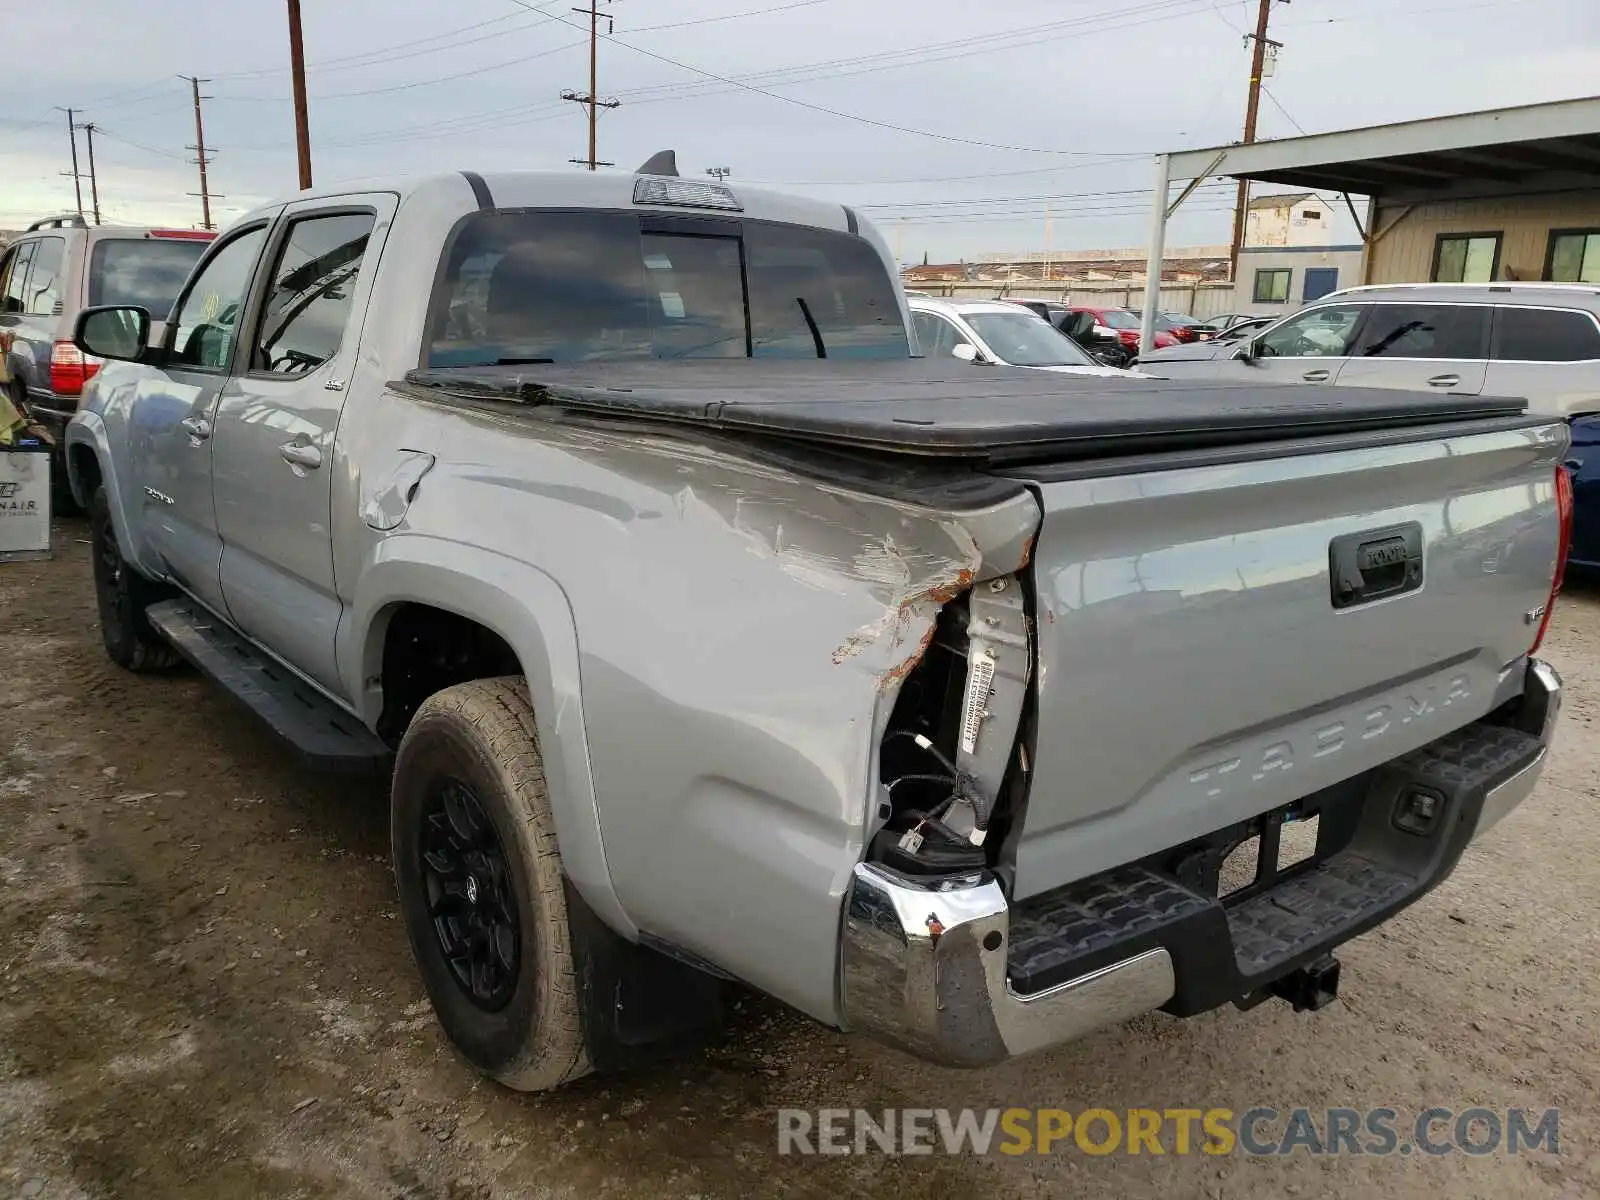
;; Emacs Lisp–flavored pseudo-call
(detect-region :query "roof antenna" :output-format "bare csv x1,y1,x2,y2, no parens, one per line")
636,150,678,177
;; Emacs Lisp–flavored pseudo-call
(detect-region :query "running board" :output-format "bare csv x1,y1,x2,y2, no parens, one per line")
144,599,392,773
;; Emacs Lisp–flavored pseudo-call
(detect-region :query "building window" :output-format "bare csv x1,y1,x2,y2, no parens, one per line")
1546,229,1600,283
1253,268,1292,303
1433,233,1501,283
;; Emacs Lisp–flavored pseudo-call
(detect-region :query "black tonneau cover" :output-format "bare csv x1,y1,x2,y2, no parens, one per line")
403,360,1533,462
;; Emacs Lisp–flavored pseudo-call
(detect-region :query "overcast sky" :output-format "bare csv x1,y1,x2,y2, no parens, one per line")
2,0,1597,261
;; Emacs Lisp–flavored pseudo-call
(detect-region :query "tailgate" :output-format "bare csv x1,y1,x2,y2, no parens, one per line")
1010,421,1566,900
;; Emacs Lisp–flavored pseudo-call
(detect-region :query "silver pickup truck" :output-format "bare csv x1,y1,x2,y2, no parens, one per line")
65,163,1570,1091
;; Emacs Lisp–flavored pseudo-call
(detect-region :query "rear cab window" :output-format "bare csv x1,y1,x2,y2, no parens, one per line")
1492,307,1600,361
89,236,212,319
426,210,907,367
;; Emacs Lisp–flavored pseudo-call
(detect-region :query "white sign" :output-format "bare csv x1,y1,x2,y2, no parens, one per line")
0,449,51,561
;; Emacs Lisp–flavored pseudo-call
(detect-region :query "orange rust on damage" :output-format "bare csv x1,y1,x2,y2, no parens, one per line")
923,567,975,607
877,621,937,692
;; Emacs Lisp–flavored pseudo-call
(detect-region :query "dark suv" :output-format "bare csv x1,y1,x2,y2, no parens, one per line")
0,214,214,507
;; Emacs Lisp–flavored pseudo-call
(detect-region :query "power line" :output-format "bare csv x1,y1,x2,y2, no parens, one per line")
505,0,1159,156
587,0,1218,108
92,128,189,162
1260,85,1307,135
859,182,1234,211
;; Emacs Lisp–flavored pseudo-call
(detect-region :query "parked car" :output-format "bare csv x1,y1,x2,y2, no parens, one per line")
1135,283,1600,415
67,166,1568,1093
0,215,215,509
997,299,1133,367
1156,312,1219,342
1210,314,1276,342
1064,304,1179,352
910,296,1133,376
1208,311,1271,332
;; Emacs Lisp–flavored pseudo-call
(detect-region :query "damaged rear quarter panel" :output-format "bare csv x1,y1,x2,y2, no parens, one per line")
389,399,1039,1024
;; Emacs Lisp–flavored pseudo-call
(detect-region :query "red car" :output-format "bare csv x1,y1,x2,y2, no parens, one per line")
1063,306,1179,352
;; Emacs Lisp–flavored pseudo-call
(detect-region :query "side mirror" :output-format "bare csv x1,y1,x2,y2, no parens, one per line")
951,343,979,363
1233,338,1261,364
75,305,152,364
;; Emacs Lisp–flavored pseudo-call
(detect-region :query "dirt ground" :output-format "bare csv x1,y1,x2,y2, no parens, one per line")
1,524,1597,1200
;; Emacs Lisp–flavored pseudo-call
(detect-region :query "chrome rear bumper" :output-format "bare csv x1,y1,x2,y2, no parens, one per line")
839,864,1174,1068
840,658,1561,1069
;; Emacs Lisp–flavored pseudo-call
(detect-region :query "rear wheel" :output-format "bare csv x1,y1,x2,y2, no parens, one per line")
391,677,592,1092
88,485,181,672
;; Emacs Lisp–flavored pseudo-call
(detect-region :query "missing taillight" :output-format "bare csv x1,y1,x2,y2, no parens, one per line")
1528,463,1573,656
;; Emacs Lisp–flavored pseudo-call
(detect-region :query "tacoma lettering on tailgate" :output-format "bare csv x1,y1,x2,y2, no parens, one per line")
1187,674,1472,800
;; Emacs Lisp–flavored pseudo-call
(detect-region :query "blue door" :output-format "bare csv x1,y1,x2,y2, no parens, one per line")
1303,267,1339,302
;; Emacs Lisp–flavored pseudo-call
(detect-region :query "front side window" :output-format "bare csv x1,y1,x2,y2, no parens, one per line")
1433,233,1500,283
1351,304,1487,360
1254,268,1292,304
1493,307,1600,362
912,311,958,357
170,227,269,370
1547,230,1600,283
23,237,64,316
89,237,210,317
1256,304,1364,358
3,243,35,314
252,212,376,376
964,311,1092,367
426,210,907,367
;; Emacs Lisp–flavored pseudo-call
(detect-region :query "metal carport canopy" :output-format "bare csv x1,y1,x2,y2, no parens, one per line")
1139,95,1600,353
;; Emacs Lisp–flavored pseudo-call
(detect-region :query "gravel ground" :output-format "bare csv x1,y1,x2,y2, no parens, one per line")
1,524,1596,1200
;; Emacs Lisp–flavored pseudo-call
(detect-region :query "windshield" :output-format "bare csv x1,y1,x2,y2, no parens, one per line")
965,311,1094,367
88,238,209,317
427,210,907,366
1099,309,1141,330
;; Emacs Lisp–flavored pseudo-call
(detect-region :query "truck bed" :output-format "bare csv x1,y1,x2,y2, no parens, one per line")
404,360,1535,462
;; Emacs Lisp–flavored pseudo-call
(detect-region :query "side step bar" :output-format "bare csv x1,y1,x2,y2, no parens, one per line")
145,599,392,773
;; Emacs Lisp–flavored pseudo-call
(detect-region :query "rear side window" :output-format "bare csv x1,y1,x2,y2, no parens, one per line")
23,237,65,316
89,238,210,318
426,210,907,367
1493,307,1600,362
1351,304,1487,360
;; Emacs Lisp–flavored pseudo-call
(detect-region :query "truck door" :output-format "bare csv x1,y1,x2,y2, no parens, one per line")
211,195,394,695
130,223,272,616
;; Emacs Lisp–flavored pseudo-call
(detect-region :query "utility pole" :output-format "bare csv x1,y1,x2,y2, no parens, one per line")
562,0,619,170
1229,0,1287,278
82,122,102,225
57,107,85,220
182,75,217,231
286,0,313,188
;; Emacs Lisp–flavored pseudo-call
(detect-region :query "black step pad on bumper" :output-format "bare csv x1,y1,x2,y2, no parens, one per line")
1008,719,1543,1013
145,600,392,772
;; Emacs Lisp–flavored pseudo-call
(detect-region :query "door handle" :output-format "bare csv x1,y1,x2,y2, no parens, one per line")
1427,374,1461,388
1301,369,1331,382
279,440,323,471
180,415,212,441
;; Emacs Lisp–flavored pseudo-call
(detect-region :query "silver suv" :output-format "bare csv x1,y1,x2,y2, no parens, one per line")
0,215,214,506
1137,282,1600,418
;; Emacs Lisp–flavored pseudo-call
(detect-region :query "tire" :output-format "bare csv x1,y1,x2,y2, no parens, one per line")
391,677,592,1092
88,484,182,672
